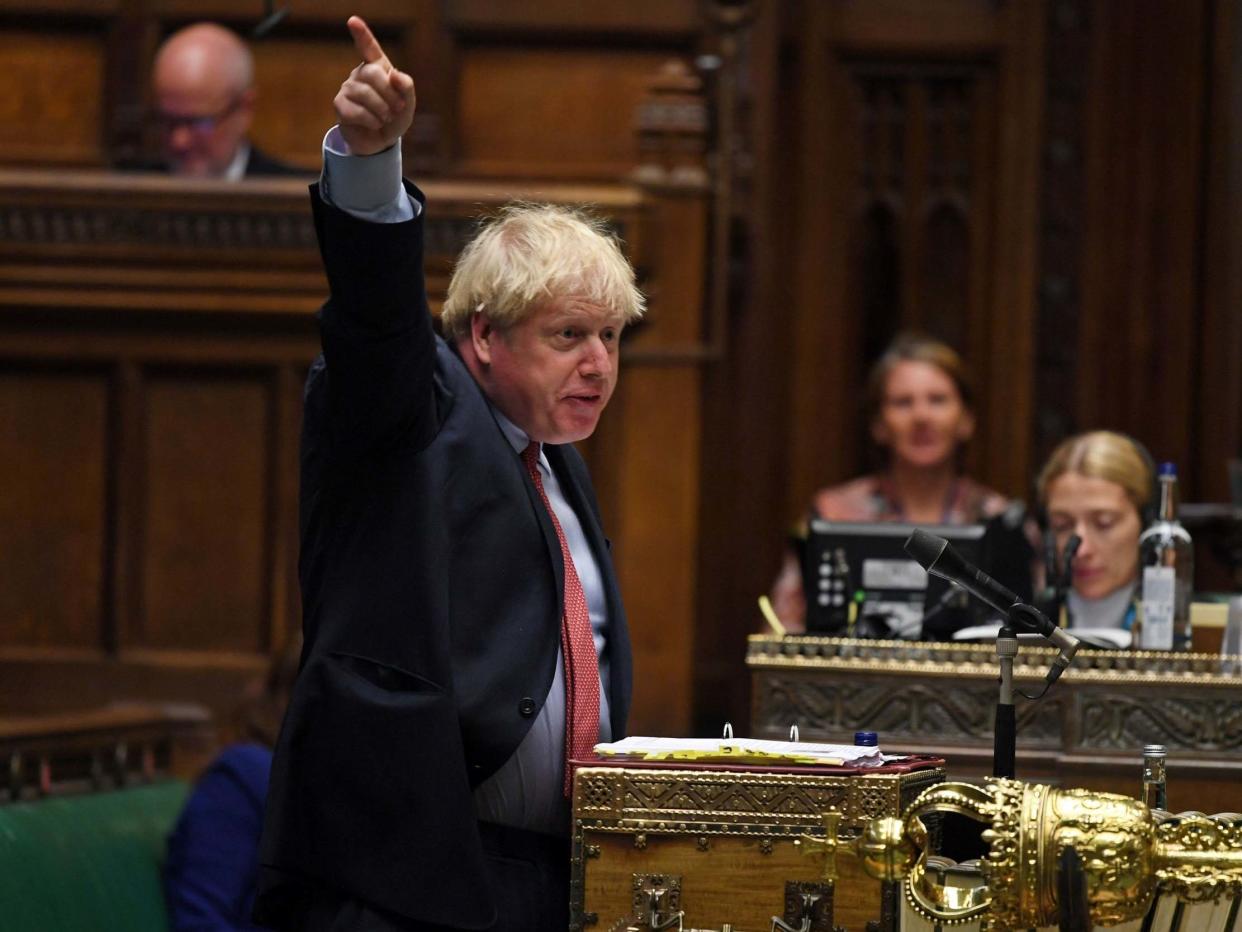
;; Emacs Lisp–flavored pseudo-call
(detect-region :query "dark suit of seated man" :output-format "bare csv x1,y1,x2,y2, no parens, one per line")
152,22,305,179
254,16,642,932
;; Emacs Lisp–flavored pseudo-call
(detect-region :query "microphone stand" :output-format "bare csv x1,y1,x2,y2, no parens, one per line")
993,601,1069,779
903,529,1081,782
994,622,1018,779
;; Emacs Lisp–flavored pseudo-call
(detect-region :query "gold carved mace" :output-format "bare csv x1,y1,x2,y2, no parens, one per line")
798,778,1242,929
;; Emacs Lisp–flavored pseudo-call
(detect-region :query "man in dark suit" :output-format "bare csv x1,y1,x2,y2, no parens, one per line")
255,16,642,932
152,22,304,178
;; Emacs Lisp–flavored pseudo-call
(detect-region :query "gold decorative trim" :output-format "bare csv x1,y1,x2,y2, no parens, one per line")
748,634,1239,687
1155,813,1242,903
573,766,938,836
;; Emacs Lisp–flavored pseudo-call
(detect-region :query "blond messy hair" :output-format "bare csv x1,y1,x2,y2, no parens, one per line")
440,202,645,340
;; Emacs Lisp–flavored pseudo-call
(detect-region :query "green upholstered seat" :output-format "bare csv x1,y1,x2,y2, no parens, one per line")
0,781,188,932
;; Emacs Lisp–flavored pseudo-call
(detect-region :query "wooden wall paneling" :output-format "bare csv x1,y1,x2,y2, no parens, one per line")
1076,1,1208,490
979,0,1043,499
823,0,1006,54
1033,0,1090,465
454,46,681,180
784,6,859,520
958,62,998,483
618,181,710,737
151,1,414,25
266,362,301,653
691,0,788,737
782,0,1043,519
443,0,702,36
0,1,123,13
104,10,161,169
0,173,323,720
611,363,703,738
249,35,367,170
0,366,109,649
398,1,450,176
437,0,702,179
608,54,711,736
108,360,144,656
899,74,929,337
856,62,1000,357
1195,0,1242,506
0,27,107,167
138,369,270,652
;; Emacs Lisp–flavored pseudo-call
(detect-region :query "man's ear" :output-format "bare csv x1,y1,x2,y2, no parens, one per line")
470,312,496,366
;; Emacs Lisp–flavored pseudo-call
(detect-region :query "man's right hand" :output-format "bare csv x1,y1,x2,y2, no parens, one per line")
334,16,416,156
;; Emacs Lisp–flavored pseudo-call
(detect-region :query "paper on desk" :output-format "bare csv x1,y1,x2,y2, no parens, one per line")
594,735,885,767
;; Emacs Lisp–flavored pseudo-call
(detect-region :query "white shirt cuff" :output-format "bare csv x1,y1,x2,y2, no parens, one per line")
319,126,418,223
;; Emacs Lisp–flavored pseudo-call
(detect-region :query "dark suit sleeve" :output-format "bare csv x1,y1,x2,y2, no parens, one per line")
309,181,440,465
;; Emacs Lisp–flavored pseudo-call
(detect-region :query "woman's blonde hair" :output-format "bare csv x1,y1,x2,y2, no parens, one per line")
1036,430,1154,515
440,202,645,340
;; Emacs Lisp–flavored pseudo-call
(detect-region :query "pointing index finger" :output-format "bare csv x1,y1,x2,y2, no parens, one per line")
347,15,390,70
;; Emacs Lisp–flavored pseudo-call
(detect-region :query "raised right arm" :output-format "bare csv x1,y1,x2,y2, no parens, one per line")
312,17,438,463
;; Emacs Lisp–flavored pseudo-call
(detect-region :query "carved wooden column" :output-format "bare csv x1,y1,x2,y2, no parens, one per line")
604,59,712,737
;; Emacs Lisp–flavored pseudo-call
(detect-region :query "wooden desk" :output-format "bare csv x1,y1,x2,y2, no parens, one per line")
748,635,1242,814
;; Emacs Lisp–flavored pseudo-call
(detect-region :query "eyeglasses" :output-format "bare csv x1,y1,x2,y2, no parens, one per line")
155,96,245,135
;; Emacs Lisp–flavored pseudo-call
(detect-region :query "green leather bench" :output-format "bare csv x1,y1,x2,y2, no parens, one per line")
0,780,188,931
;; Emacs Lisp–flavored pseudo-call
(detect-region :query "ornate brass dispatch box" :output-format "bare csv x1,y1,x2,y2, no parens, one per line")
569,757,944,931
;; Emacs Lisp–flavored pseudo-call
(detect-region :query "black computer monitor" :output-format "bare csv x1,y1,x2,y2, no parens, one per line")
803,515,1033,639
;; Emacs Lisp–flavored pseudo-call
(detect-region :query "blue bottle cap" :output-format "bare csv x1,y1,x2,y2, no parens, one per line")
1159,461,1177,478
854,731,878,746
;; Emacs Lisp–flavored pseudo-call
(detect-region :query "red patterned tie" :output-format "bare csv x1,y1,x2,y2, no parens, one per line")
521,442,601,797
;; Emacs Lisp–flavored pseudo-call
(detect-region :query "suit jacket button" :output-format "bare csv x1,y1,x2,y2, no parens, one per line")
518,697,537,718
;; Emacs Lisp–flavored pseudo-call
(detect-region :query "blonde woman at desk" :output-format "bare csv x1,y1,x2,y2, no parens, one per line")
1036,430,1156,636
769,333,1012,633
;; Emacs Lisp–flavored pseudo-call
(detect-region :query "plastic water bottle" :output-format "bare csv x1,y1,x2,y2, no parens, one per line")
1137,463,1194,651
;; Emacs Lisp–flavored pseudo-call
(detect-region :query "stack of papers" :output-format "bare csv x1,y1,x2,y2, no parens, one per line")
593,736,884,767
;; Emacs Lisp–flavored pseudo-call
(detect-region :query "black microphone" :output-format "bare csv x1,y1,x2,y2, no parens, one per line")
905,528,1080,666
905,528,1020,615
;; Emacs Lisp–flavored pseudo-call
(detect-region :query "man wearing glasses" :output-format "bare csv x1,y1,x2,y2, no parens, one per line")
152,22,303,179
